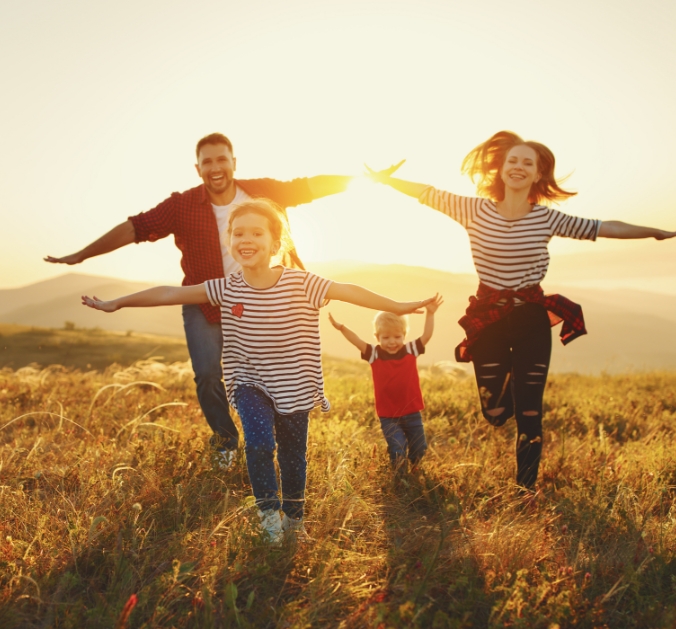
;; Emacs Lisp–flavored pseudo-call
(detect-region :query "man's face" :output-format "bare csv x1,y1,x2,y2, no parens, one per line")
195,143,236,197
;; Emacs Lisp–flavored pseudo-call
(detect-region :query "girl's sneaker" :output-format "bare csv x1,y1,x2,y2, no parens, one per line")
281,514,311,543
258,509,283,545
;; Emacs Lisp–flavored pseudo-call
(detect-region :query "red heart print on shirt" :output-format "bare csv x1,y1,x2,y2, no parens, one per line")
232,303,244,318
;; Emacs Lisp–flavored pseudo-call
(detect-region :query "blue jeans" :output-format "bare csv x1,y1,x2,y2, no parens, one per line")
235,385,309,519
379,412,427,466
182,304,239,451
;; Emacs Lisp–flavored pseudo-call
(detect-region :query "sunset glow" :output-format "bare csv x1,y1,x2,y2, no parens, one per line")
1,0,675,289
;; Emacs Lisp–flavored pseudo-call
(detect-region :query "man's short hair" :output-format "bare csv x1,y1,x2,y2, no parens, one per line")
196,133,234,160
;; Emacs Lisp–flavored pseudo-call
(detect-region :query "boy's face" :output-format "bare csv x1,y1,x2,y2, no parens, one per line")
376,326,406,354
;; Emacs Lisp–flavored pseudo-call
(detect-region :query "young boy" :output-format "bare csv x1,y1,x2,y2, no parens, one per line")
328,295,442,470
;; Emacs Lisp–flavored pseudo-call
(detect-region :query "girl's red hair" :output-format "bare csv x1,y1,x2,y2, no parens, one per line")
461,131,576,204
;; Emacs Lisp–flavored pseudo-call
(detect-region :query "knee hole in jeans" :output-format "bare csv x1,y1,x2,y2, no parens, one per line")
522,410,539,416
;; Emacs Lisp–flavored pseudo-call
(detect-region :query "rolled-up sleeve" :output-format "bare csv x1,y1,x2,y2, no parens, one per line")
128,192,179,243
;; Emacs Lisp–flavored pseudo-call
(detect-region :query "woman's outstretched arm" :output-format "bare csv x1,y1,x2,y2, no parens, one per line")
82,284,209,313
365,161,430,199
598,221,675,240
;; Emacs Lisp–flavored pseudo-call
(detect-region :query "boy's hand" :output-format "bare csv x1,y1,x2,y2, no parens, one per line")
82,295,118,313
395,295,441,315
425,293,444,314
328,312,344,331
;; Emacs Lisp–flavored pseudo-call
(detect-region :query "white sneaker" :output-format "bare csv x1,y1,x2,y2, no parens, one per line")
258,509,283,546
214,449,237,471
282,514,311,543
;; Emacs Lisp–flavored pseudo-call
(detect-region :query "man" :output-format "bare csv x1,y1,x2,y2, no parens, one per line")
45,132,353,468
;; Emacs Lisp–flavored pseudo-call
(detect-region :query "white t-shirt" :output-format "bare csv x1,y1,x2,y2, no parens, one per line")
212,186,253,276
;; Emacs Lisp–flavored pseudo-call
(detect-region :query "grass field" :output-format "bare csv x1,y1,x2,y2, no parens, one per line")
0,324,188,371
1,356,675,628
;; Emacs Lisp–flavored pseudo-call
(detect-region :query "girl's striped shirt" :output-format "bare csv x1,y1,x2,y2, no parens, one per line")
204,267,332,415
420,187,601,290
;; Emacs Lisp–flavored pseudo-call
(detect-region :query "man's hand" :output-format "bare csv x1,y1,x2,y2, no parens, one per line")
365,160,406,184
44,253,83,265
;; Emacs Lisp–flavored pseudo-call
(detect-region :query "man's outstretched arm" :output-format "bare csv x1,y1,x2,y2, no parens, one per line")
306,175,352,199
45,219,136,265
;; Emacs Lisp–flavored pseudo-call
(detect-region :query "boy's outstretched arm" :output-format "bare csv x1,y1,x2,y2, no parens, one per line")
325,282,438,315
82,284,208,313
328,313,368,353
420,294,444,346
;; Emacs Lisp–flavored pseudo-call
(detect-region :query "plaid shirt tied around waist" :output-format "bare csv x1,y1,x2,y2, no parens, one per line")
455,283,587,363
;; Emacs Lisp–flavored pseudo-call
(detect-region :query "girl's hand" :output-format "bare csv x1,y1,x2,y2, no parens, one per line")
364,160,406,183
654,229,676,240
396,295,441,315
82,295,118,313
327,312,344,330
425,293,444,314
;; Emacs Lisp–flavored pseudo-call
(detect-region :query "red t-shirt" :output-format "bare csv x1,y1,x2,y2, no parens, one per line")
361,339,425,418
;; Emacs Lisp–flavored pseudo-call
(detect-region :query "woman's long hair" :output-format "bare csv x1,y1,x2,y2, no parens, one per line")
461,131,577,205
227,198,305,270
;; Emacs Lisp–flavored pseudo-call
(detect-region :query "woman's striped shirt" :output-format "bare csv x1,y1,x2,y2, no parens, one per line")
420,187,601,290
204,267,332,415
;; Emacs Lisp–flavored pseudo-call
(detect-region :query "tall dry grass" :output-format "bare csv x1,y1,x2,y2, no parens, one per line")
0,359,675,628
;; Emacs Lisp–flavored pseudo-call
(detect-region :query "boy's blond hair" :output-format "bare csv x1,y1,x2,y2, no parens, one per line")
373,311,408,337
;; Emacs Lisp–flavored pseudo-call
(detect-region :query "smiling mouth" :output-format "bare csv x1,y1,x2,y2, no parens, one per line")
238,249,257,258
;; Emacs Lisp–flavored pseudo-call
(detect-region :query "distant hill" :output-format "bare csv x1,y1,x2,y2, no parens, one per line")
1,266,675,374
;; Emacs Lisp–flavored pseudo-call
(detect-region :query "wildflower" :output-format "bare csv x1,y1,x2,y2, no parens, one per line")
585,572,591,580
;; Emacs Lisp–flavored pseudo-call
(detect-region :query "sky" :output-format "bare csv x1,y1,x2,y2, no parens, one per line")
1,0,675,288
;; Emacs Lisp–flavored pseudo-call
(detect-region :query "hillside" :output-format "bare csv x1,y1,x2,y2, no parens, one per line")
1,266,676,373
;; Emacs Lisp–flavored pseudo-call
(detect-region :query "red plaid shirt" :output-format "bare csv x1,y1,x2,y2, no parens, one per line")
129,178,320,323
455,283,587,362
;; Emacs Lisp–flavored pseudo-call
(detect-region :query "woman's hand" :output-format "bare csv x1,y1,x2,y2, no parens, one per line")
364,160,406,183
654,229,676,240
82,295,118,312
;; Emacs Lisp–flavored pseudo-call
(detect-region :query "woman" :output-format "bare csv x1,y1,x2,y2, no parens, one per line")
368,131,675,491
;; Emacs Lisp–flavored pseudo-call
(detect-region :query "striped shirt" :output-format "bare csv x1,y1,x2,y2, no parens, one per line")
204,268,333,415
420,187,601,290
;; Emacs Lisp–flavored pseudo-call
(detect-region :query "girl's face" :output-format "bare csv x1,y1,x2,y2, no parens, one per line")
229,212,281,270
500,145,540,195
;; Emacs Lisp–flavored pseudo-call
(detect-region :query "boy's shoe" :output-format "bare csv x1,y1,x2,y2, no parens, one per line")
214,448,237,471
281,514,311,543
258,509,284,546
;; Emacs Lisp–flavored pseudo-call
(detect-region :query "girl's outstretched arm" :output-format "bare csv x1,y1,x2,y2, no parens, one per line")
326,283,439,316
598,221,675,240
82,284,208,313
327,313,368,353
365,161,430,199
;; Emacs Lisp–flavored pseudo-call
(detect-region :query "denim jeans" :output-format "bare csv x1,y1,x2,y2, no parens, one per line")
470,302,552,489
379,411,427,465
234,385,309,519
182,304,239,451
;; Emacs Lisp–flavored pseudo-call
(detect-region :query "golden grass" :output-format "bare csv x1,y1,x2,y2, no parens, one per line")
0,359,675,628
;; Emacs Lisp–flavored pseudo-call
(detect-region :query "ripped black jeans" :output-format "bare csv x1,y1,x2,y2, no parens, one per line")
470,303,551,489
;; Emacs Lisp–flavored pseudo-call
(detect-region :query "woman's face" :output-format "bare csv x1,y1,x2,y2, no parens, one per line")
500,145,540,195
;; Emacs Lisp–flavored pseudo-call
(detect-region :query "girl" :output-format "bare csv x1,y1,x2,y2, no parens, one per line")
82,198,438,543
368,131,675,491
